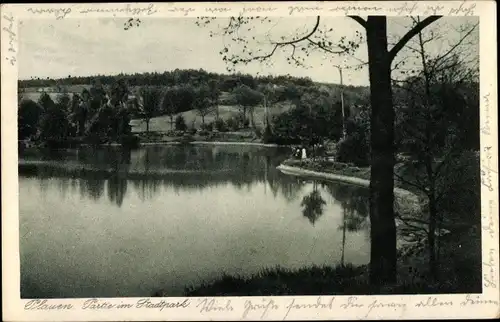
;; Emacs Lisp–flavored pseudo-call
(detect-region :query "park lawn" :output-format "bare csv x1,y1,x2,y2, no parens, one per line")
130,101,294,133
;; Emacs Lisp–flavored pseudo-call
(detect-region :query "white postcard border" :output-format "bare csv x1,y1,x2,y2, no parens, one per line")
1,1,498,321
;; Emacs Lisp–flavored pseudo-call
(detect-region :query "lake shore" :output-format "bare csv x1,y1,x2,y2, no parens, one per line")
277,162,421,203
19,138,283,149
176,159,444,297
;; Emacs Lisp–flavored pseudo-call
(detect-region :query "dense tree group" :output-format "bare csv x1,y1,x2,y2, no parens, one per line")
19,78,135,147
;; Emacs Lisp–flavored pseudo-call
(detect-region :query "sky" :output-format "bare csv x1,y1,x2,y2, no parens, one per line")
18,16,478,86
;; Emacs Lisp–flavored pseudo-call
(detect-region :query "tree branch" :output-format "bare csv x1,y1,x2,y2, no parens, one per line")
276,16,321,45
306,38,351,55
229,17,321,65
224,16,362,69
388,16,442,62
396,212,429,234
394,172,429,194
434,22,478,63
348,16,367,28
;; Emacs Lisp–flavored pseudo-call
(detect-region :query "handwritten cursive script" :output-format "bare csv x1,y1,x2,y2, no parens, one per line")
365,299,407,318
166,7,195,16
481,146,497,192
136,298,190,310
80,4,157,16
481,93,492,135
448,1,476,16
196,298,234,314
26,7,72,19
482,199,496,241
387,2,418,15
461,294,499,306
483,248,497,288
2,13,16,66
242,298,279,319
284,297,334,320
415,296,453,307
24,300,74,310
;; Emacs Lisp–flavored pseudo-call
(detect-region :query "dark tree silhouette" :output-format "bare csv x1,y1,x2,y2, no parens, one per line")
231,84,264,128
193,85,213,125
139,86,163,134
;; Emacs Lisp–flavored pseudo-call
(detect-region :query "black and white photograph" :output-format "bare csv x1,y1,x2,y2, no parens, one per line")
2,1,499,321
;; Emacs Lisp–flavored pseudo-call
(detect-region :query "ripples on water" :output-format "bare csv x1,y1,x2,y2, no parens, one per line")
19,145,371,298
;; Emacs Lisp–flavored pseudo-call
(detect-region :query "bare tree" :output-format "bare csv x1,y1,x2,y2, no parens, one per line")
198,15,442,286
393,19,479,281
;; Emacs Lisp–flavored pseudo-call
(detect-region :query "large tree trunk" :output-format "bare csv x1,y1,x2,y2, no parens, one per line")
366,16,397,287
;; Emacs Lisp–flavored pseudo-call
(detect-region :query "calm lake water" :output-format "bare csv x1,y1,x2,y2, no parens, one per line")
19,145,371,298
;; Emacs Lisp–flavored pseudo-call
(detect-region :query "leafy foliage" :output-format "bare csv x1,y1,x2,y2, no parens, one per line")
266,90,344,145
38,96,69,142
193,85,214,124
18,99,43,140
139,86,163,132
175,114,187,131
214,118,227,132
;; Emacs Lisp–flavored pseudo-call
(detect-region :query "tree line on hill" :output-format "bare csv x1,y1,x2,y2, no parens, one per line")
18,61,478,159
19,68,365,95
17,69,369,147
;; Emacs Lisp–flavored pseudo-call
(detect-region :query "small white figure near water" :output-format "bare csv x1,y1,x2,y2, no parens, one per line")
301,148,307,159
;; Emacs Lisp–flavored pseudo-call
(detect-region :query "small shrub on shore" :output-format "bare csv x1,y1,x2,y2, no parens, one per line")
166,130,185,137
225,117,240,131
336,135,370,167
214,118,227,132
199,122,212,131
175,115,187,131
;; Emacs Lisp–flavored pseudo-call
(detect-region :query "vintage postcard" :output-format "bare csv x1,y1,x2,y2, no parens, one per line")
2,1,499,321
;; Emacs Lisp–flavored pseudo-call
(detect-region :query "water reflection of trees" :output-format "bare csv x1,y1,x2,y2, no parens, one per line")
19,146,306,206
300,182,326,226
20,147,375,221
323,182,370,265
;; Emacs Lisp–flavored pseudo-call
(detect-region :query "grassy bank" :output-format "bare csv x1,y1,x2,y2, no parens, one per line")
134,130,262,144
155,259,478,297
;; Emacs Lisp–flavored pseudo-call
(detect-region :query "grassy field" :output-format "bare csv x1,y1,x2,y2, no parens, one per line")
130,102,294,133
